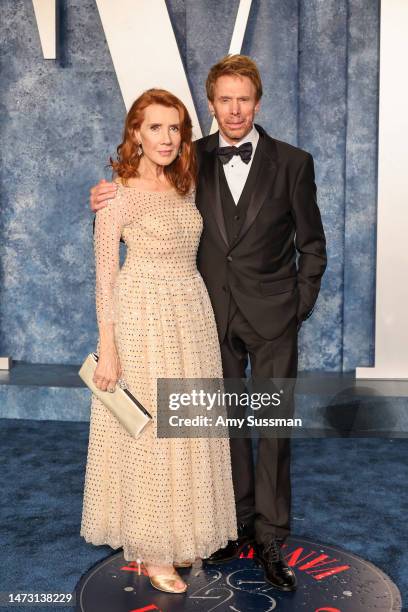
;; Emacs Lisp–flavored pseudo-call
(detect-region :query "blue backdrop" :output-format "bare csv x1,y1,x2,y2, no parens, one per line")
0,0,379,372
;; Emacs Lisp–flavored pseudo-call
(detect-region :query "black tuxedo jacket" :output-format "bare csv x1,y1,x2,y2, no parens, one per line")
194,124,327,341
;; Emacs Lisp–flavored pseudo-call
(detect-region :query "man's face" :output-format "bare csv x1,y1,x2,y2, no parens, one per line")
208,75,260,144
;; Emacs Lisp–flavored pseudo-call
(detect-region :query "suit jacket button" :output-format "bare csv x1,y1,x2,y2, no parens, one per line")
222,285,228,292
234,215,240,221
227,255,233,262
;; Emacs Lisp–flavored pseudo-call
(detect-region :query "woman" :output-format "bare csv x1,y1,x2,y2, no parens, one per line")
80,89,237,594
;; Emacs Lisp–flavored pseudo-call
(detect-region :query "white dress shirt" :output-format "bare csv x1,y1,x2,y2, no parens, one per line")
219,125,259,205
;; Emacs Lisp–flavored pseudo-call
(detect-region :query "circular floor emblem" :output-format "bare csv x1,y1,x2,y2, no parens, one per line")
75,537,401,611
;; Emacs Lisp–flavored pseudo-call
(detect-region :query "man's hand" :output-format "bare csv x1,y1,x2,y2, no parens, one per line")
90,179,118,213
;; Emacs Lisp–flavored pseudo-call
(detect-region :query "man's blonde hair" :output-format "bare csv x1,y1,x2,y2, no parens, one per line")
206,54,263,102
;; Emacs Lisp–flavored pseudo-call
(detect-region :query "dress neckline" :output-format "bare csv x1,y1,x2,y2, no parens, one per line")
122,186,177,194
116,181,177,195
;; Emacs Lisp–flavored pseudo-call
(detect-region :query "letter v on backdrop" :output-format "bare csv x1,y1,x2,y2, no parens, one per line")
32,0,253,139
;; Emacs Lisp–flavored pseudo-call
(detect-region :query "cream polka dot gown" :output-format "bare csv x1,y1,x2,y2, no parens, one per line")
80,183,237,564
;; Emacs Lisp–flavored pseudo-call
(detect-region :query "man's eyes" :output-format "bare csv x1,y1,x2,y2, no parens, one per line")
220,98,250,102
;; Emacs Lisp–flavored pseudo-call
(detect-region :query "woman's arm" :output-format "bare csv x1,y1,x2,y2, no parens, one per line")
92,193,123,391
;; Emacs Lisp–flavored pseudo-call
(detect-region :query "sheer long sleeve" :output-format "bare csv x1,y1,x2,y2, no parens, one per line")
94,194,124,327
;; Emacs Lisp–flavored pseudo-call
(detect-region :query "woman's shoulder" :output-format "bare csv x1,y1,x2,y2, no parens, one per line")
113,176,126,187
112,176,127,195
95,177,130,224
110,176,151,224
185,188,196,205
111,176,137,201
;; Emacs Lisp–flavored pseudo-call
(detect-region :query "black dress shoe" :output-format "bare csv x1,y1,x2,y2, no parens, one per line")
204,522,255,565
255,538,297,591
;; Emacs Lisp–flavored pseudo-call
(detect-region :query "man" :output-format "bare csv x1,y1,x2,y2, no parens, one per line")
90,55,327,591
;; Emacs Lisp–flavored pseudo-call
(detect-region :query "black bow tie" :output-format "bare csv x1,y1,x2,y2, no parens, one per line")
217,141,253,164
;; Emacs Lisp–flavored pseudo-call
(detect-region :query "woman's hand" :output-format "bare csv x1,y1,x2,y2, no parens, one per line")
93,347,122,392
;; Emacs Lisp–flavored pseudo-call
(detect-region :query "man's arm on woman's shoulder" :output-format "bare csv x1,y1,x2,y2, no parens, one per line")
91,179,123,242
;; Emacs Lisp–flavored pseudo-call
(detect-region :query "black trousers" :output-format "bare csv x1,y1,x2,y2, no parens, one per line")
220,296,298,544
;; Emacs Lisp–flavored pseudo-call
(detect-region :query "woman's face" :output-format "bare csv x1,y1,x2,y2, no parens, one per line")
134,104,182,167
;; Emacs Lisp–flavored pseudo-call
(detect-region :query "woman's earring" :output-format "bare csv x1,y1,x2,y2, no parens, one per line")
137,143,143,157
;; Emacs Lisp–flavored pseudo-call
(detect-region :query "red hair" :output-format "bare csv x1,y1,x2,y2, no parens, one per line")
110,89,196,196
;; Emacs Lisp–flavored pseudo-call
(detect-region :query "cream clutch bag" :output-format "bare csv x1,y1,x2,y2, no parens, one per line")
78,352,152,438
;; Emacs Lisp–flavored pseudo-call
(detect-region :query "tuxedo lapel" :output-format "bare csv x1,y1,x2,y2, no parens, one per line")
199,134,229,247
233,127,279,246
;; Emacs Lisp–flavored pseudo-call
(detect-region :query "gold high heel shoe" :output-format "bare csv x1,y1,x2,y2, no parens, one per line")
137,559,187,594
173,560,193,568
